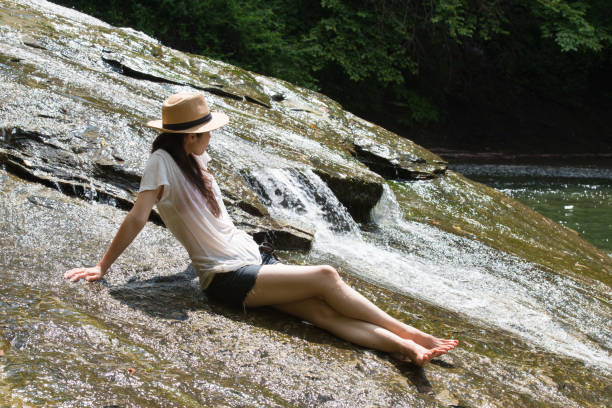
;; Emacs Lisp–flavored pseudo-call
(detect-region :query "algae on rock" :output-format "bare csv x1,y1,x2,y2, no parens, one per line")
0,1,610,407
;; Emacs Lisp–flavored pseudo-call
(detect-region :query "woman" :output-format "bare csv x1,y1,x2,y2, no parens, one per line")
64,92,457,366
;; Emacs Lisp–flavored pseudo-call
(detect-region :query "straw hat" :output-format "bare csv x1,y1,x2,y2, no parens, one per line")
146,92,229,133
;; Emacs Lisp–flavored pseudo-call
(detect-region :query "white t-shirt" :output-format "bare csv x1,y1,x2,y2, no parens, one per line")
138,149,262,288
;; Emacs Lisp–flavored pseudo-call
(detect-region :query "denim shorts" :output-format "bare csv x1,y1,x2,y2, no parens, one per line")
205,246,279,307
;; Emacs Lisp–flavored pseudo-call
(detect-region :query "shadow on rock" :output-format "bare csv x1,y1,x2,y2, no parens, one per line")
109,266,448,391
389,358,434,394
108,266,351,351
108,266,204,321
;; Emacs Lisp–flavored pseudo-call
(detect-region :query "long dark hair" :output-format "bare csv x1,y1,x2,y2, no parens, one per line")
152,132,221,217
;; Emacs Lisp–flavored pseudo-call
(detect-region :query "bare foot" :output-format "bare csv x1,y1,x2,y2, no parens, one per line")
427,337,458,349
400,329,458,351
392,340,456,366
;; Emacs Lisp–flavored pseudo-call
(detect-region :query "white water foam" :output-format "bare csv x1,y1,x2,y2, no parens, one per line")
250,169,612,373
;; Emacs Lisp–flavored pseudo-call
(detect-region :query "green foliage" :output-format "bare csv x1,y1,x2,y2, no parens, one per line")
401,91,440,126
430,0,610,52
531,0,611,51
55,0,612,131
432,0,476,39
432,0,510,41
308,0,417,83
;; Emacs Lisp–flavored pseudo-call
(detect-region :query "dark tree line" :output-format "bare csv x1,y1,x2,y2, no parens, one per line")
55,0,612,153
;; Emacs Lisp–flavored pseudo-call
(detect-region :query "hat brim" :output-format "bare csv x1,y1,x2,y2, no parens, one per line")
145,111,229,134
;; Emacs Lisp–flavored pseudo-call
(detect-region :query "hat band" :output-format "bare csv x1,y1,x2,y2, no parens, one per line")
163,113,212,131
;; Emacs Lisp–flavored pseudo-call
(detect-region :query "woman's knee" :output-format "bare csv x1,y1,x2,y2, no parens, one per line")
317,264,340,284
314,265,345,298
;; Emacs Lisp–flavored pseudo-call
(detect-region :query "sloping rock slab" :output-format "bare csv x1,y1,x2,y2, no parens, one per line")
353,138,447,180
253,74,448,180
101,53,271,108
0,126,312,249
2,171,610,408
391,171,612,285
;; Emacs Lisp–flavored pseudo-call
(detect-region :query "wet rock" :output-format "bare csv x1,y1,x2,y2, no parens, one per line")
391,171,612,283
101,53,271,108
101,56,185,87
0,127,135,210
314,169,384,223
353,140,446,180
2,170,612,407
93,158,141,192
22,36,46,50
317,394,334,403
251,220,313,251
27,195,57,209
436,389,460,406
351,135,447,181
1,2,611,407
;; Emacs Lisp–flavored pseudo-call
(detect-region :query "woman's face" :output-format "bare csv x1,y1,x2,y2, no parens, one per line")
184,132,211,155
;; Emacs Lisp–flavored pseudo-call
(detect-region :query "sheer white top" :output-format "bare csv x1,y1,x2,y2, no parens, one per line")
138,149,262,288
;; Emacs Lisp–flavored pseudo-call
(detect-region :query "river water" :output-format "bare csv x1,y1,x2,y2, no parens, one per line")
2,162,611,406
248,168,612,374
0,0,610,402
450,163,612,254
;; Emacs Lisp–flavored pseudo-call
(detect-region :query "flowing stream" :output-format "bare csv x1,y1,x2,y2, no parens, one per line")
249,168,612,373
1,0,610,404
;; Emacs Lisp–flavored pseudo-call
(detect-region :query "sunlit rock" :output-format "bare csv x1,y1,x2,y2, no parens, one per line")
0,1,610,407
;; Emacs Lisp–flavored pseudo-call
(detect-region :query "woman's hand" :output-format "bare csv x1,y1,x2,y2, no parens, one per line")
62,188,160,284
64,265,105,282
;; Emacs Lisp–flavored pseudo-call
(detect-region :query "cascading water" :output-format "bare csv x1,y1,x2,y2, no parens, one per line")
247,168,361,238
248,169,612,373
1,0,610,404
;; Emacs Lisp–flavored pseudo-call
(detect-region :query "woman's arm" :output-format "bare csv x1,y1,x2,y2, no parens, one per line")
64,187,162,282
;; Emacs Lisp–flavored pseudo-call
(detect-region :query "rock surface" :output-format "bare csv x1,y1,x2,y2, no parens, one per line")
0,1,610,407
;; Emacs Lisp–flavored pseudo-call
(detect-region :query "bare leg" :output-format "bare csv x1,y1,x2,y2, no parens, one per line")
244,264,458,351
274,298,454,366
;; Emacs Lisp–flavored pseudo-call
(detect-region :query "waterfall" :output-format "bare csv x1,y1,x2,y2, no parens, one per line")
248,168,361,239
248,169,612,373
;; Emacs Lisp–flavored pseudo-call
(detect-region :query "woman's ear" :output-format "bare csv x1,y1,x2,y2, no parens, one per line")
185,133,200,146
